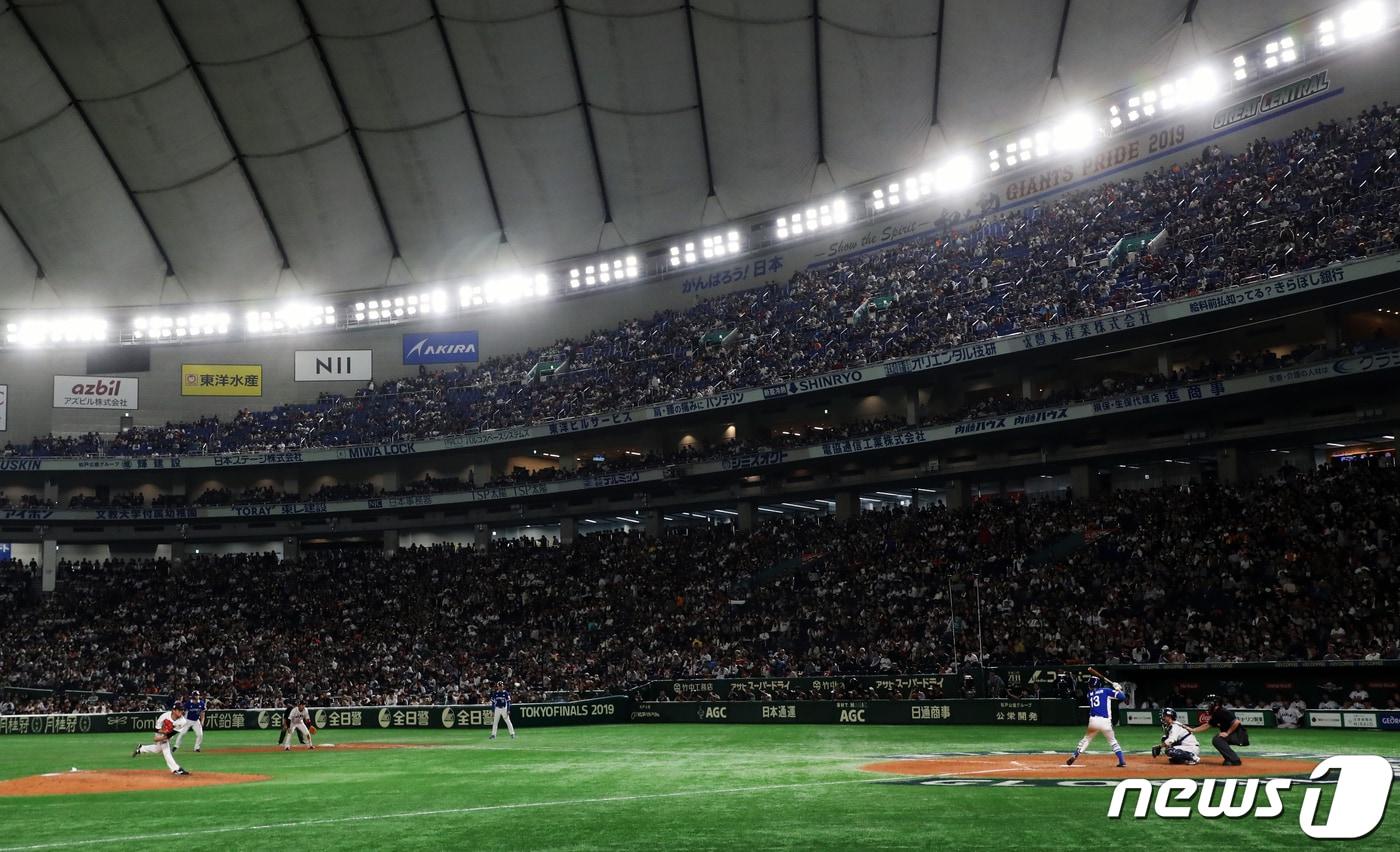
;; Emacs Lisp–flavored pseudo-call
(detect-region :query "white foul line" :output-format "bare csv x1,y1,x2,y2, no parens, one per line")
0,776,890,851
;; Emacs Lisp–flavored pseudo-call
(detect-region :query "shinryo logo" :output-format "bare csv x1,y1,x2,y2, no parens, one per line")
1108,755,1392,839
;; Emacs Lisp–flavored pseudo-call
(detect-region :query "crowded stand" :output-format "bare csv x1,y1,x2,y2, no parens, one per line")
3,460,1396,712
15,338,1387,513
3,104,1399,460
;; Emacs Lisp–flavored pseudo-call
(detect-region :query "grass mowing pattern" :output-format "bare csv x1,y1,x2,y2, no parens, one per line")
0,725,1394,850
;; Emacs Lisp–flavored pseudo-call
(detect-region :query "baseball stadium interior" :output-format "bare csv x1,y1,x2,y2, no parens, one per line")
2,1,1400,848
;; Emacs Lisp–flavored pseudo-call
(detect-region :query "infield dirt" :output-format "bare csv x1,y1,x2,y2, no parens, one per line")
0,769,270,797
861,753,1320,779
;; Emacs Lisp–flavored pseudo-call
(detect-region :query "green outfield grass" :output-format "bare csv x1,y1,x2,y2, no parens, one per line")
0,725,1394,850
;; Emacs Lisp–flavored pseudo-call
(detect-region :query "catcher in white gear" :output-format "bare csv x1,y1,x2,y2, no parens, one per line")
1152,707,1202,764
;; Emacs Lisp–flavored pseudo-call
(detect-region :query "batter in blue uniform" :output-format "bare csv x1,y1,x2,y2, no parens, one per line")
1066,677,1126,767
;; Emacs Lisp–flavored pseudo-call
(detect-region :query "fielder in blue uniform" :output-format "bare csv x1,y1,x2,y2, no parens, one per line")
173,690,206,752
1066,676,1126,767
489,681,516,740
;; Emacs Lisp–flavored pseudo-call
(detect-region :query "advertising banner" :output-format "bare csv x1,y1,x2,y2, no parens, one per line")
295,350,372,382
0,697,627,735
1308,711,1343,728
402,331,478,364
181,364,263,396
628,699,1079,726
52,375,138,410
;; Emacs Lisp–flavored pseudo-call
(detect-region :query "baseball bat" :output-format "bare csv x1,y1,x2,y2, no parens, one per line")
1087,666,1108,681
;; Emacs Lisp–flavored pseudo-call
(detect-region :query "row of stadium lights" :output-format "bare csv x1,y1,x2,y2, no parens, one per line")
5,3,1392,349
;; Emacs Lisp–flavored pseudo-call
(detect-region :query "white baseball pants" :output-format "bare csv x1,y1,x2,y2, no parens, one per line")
173,718,203,750
138,740,182,772
1075,715,1121,753
491,707,515,737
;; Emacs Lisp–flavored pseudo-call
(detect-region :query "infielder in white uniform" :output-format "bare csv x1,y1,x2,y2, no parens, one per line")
132,706,192,775
1152,707,1202,764
282,701,316,750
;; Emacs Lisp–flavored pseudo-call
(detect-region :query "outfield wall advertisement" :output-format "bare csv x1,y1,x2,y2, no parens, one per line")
628,699,1081,726
0,697,629,736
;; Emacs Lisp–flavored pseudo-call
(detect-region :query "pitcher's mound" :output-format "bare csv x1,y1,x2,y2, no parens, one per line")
862,753,1319,780
0,770,270,797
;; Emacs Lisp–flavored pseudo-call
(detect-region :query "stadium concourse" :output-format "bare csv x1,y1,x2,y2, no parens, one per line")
2,103,1399,459
3,460,1397,715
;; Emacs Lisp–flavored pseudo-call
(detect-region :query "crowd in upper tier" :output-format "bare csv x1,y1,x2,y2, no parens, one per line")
2,459,1396,712
1,337,1385,513
4,104,1399,460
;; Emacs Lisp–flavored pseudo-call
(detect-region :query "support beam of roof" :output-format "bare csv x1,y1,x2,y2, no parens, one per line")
1051,0,1072,79
1183,0,1201,25
683,0,717,198
812,0,826,164
154,0,290,270
294,0,402,259
932,0,945,126
557,0,613,224
429,0,505,239
10,4,176,277
0,199,44,279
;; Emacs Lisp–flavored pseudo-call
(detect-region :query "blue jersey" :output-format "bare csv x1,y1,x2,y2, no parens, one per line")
1086,687,1125,719
490,690,510,709
182,698,207,721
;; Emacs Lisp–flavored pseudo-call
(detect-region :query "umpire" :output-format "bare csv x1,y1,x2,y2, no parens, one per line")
1189,694,1249,765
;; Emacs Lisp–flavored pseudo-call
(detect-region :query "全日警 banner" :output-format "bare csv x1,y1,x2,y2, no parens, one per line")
52,375,139,410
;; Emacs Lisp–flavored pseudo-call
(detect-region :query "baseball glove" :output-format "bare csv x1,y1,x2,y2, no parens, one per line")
309,726,317,735
1151,745,1162,758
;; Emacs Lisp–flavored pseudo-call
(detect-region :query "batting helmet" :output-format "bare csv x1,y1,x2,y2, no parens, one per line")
1086,676,1101,690
1162,707,1178,721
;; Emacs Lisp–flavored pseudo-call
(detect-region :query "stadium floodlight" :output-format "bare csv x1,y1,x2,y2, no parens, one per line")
1186,65,1219,102
1265,40,1279,54
1142,89,1157,104
1128,96,1141,108
12,316,107,345
1005,154,1018,166
1234,67,1247,81
1109,116,1122,129
933,155,974,194
1143,104,1156,117
1033,130,1050,158
1126,109,1140,122
1232,54,1246,67
870,188,885,210
1281,47,1296,62
1265,54,1279,68
1342,1,1384,39
1318,18,1336,46
1051,113,1095,151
